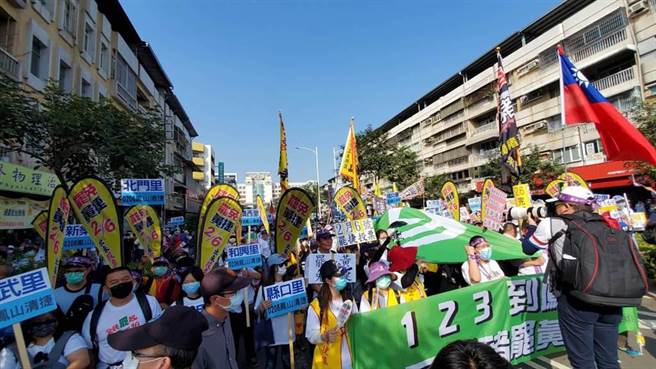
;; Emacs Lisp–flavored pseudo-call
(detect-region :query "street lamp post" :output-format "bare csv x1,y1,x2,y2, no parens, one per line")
296,146,321,219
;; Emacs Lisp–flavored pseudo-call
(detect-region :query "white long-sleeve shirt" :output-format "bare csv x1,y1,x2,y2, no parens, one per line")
305,298,358,369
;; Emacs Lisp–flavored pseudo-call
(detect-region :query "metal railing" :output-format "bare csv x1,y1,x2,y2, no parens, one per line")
592,66,636,92
570,28,627,62
0,47,19,80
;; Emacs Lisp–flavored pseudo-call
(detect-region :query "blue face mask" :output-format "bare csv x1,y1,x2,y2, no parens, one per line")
221,289,245,312
335,277,348,291
479,247,492,261
153,266,168,277
64,272,85,284
182,281,201,295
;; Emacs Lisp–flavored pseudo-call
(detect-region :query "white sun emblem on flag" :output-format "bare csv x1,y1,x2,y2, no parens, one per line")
569,66,589,88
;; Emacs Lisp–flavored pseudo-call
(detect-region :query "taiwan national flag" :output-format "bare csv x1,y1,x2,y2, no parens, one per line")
559,47,656,165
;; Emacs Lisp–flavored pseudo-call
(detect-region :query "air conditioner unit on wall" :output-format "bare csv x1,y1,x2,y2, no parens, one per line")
629,0,649,17
517,59,540,78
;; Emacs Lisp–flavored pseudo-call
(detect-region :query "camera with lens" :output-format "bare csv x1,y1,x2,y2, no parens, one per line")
507,206,548,221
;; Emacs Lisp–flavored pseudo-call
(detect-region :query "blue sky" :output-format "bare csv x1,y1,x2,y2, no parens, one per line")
120,0,559,184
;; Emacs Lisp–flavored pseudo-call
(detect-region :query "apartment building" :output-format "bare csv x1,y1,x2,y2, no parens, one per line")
0,0,200,217
376,0,656,194
192,141,216,191
237,172,274,207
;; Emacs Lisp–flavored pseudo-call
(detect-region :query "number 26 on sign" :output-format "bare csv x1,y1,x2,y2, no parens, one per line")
204,226,223,247
401,291,492,348
90,218,116,236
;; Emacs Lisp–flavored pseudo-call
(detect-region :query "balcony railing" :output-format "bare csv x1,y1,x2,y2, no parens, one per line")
115,81,138,110
0,47,19,80
570,28,627,63
592,66,636,92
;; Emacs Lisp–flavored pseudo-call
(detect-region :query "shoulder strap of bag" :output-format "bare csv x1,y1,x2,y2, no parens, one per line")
135,291,153,322
8,343,34,368
90,299,107,351
46,331,75,369
84,282,92,295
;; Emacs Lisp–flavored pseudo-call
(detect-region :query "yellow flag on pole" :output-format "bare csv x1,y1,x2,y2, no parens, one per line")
339,119,360,191
374,180,382,197
278,112,289,192
392,182,399,193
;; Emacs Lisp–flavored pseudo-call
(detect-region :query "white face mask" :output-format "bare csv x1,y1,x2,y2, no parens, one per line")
122,352,163,369
276,266,287,275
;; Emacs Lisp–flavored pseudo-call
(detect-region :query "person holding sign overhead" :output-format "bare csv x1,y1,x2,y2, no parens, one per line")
305,260,357,369
254,254,293,369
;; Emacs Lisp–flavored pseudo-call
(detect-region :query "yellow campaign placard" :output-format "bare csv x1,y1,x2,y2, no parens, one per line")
126,205,162,259
199,197,242,272
256,195,270,234
440,181,460,221
46,186,71,285
0,196,47,230
558,172,589,189
0,161,60,196
276,188,315,254
32,210,48,241
512,183,531,208
68,178,122,268
481,179,495,220
334,186,367,220
197,184,240,249
545,179,564,198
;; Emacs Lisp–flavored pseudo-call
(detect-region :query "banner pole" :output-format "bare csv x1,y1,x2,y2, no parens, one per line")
12,323,32,369
288,312,295,369
244,287,251,328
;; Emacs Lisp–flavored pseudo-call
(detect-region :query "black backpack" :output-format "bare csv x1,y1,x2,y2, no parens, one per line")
549,212,649,307
63,283,104,332
89,291,152,351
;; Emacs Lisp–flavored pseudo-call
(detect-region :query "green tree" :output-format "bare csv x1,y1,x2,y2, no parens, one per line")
632,101,656,186
355,125,419,188
0,77,173,189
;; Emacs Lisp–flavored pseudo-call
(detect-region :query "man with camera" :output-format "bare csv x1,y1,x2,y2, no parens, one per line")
522,186,648,369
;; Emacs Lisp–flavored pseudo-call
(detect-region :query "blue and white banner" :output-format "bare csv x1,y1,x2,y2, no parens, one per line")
305,253,356,284
63,224,94,250
0,268,57,329
120,179,165,205
168,216,185,226
386,192,401,207
264,278,308,318
467,197,482,213
226,243,262,270
241,209,262,227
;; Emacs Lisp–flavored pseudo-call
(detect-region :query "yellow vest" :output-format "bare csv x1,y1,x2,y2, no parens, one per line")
309,299,351,369
362,288,399,310
399,279,427,302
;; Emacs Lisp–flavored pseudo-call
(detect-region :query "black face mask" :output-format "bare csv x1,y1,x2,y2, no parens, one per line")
28,320,57,338
110,281,133,299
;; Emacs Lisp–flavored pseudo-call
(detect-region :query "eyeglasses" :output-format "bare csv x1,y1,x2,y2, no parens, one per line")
132,351,167,362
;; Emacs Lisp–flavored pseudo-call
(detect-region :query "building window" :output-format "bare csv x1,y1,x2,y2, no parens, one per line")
32,0,55,22
115,54,137,108
82,22,95,58
0,10,17,53
98,41,109,76
553,145,582,164
30,36,47,79
58,60,72,92
81,78,92,98
584,139,602,156
61,0,76,36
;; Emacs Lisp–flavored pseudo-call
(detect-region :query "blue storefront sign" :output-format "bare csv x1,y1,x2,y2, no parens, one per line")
120,179,165,205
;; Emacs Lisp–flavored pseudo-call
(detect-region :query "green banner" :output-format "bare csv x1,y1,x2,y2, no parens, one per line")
349,275,564,369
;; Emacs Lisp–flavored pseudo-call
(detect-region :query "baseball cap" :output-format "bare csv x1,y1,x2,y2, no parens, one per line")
63,255,93,268
152,256,169,267
267,254,288,267
108,305,208,351
319,260,348,281
547,186,594,205
200,268,250,299
316,229,335,239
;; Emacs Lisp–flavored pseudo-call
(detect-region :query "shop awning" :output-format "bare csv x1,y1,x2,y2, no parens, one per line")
569,161,635,190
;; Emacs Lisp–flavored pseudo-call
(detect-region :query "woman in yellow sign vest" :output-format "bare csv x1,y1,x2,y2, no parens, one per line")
360,261,403,312
305,260,358,369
